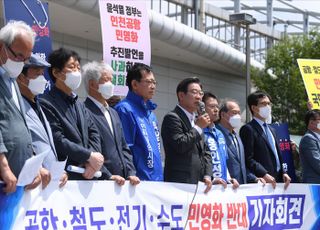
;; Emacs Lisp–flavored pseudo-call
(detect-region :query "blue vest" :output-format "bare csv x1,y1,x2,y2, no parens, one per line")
115,91,163,181
204,126,228,181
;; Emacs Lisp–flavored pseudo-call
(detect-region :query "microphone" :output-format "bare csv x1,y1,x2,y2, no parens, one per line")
198,101,206,115
67,165,102,178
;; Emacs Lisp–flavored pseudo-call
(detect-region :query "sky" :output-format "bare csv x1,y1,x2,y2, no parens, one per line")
209,0,320,34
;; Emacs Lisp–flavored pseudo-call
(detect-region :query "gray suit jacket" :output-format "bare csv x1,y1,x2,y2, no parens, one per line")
84,98,136,179
0,73,33,177
217,124,256,184
299,130,320,183
22,97,58,169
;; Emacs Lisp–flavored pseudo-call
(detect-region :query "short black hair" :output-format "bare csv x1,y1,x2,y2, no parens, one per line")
202,91,217,104
48,47,80,82
219,98,239,119
305,109,320,127
247,90,271,114
126,63,152,91
176,77,202,97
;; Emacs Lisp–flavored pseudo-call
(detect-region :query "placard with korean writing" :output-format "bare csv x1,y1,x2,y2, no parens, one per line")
297,59,320,109
271,123,297,182
99,0,151,96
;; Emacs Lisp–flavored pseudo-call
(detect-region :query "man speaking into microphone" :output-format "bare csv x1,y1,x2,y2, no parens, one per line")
161,77,212,193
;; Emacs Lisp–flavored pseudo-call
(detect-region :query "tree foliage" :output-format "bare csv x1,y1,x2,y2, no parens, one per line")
251,30,320,135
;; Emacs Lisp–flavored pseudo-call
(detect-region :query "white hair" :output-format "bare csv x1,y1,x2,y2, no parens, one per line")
0,20,36,46
82,61,114,92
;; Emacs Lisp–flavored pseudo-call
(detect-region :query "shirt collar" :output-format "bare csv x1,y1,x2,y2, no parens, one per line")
311,130,320,140
88,95,108,112
217,123,233,135
177,104,196,124
127,91,157,111
253,117,266,129
53,86,78,104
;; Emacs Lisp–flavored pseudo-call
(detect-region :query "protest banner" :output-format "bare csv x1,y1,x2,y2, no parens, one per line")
0,181,318,229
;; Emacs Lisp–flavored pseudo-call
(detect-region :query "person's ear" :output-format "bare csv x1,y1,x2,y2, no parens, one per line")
89,79,98,89
52,68,61,79
131,79,139,91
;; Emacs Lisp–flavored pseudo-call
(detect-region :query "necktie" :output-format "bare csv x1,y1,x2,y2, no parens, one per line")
230,133,240,159
103,106,114,136
263,123,281,172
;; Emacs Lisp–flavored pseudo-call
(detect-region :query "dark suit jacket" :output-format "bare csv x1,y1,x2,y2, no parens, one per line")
84,98,136,179
39,86,101,180
299,130,320,183
217,124,256,184
0,74,33,177
161,106,212,184
240,119,285,181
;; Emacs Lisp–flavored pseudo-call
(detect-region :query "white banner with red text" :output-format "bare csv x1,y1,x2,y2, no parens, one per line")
0,181,318,230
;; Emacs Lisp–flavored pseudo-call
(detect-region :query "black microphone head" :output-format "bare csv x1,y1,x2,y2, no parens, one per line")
198,101,206,115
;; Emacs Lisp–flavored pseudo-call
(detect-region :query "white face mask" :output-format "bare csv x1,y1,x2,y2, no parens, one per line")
266,114,272,124
3,58,24,78
229,114,241,128
64,71,81,91
28,75,47,95
98,81,114,99
259,105,272,120
317,123,320,130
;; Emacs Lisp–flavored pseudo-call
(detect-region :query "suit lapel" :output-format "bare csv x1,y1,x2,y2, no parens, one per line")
0,76,26,120
24,98,48,141
219,125,239,162
108,109,118,140
251,119,274,152
174,106,204,154
39,106,58,158
85,98,114,138
174,106,192,129
75,102,87,146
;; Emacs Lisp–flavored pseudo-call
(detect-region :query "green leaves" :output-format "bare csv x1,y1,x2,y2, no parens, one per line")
251,31,320,134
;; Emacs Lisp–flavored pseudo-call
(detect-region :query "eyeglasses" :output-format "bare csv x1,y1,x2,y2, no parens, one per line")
6,45,29,62
188,90,204,96
206,104,219,109
139,79,158,86
258,101,272,106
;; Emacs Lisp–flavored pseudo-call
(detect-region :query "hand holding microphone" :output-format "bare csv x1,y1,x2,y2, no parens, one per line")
195,101,211,128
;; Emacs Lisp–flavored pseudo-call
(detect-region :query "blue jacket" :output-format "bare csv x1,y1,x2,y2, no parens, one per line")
204,126,228,181
115,91,163,181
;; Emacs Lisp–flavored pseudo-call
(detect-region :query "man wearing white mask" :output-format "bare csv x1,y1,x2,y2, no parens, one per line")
202,92,239,189
17,53,68,188
0,21,42,193
240,91,291,189
217,99,265,185
299,109,320,184
83,61,140,186
39,48,104,180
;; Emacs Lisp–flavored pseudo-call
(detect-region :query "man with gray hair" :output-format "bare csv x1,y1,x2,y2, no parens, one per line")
217,99,265,185
0,21,41,193
83,61,140,186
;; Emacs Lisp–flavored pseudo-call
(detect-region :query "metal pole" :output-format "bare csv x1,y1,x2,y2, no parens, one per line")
246,24,251,122
194,0,199,30
266,0,273,49
234,0,241,49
